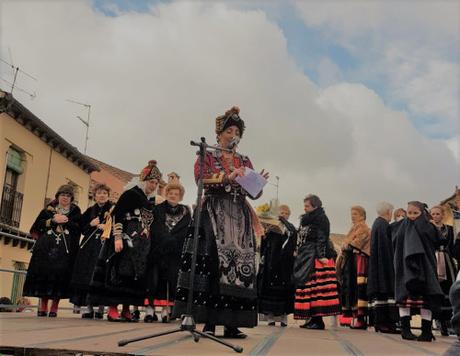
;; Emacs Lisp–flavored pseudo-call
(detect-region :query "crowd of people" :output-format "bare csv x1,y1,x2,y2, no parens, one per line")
21,106,460,343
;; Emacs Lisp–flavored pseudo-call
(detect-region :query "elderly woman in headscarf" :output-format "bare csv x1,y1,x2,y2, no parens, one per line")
337,206,371,329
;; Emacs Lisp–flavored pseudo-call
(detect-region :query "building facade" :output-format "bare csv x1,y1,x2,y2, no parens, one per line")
0,91,98,305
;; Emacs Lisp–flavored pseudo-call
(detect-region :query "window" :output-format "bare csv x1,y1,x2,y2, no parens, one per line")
0,149,24,227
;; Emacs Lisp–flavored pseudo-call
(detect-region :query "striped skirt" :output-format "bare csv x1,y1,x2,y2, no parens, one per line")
294,259,341,319
341,252,369,318
355,254,369,317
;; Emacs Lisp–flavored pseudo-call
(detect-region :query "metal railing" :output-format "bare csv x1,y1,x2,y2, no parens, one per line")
0,185,24,228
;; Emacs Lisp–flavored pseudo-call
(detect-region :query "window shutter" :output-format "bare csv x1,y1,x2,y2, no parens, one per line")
7,149,23,174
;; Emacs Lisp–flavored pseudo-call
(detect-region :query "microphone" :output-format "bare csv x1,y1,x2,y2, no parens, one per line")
228,136,240,150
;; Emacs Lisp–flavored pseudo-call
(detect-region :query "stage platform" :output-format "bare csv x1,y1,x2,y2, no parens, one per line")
0,311,457,355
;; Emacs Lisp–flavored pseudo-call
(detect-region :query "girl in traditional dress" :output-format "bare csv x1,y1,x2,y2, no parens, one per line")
293,194,341,330
23,184,81,317
393,201,443,341
173,106,268,338
70,183,114,319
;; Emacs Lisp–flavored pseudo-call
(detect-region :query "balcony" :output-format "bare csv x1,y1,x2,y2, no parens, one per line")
0,185,23,228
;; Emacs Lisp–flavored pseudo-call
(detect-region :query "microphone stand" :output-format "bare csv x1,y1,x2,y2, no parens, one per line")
117,137,243,353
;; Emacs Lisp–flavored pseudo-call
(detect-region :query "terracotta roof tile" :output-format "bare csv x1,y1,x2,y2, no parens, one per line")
86,156,136,184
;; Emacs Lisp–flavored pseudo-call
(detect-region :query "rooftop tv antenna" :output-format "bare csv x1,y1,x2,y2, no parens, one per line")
66,99,92,154
0,57,37,99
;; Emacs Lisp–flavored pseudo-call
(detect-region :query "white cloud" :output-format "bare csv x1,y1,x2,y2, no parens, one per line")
295,0,460,138
1,0,458,232
446,135,460,162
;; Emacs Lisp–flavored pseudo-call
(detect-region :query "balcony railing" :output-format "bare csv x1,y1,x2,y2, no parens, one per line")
0,185,23,228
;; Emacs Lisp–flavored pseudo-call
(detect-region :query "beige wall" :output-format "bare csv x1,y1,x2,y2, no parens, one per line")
0,112,91,303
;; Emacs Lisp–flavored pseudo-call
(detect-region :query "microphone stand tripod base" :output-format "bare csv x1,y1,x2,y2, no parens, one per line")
117,314,243,353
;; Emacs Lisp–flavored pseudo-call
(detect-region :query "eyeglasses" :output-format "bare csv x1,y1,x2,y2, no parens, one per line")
60,193,72,197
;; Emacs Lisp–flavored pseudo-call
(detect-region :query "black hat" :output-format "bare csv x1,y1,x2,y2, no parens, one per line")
215,106,245,138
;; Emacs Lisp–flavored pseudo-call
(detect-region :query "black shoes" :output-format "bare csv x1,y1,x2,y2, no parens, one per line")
223,326,247,339
203,323,216,336
440,320,449,337
131,310,140,322
48,312,57,318
201,324,247,338
37,311,47,317
300,317,325,330
400,316,416,340
144,314,155,323
280,322,288,327
374,323,399,334
417,319,435,342
82,311,94,319
94,312,104,319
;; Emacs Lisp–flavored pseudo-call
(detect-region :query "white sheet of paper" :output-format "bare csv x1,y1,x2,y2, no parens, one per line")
235,167,267,197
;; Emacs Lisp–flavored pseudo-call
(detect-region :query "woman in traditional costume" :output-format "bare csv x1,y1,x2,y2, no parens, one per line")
145,181,191,323
337,206,371,329
70,183,114,319
173,106,268,338
89,161,161,322
393,201,443,341
23,184,81,317
257,203,297,327
293,194,341,330
367,202,399,333
430,205,457,336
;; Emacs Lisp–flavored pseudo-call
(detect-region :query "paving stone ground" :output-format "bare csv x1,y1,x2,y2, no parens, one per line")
0,311,457,355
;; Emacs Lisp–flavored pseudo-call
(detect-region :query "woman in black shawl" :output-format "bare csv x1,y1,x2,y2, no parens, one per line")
257,204,297,327
89,161,161,322
23,184,81,317
293,194,340,330
430,205,457,336
393,201,443,342
367,202,399,333
70,183,114,319
145,182,191,323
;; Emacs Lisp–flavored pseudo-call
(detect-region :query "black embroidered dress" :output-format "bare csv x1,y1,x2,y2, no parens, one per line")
257,218,297,317
89,186,153,306
148,201,191,306
173,150,261,327
23,202,81,299
70,201,114,306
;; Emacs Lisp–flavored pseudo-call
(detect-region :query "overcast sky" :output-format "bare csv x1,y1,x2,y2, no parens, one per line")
1,0,459,233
